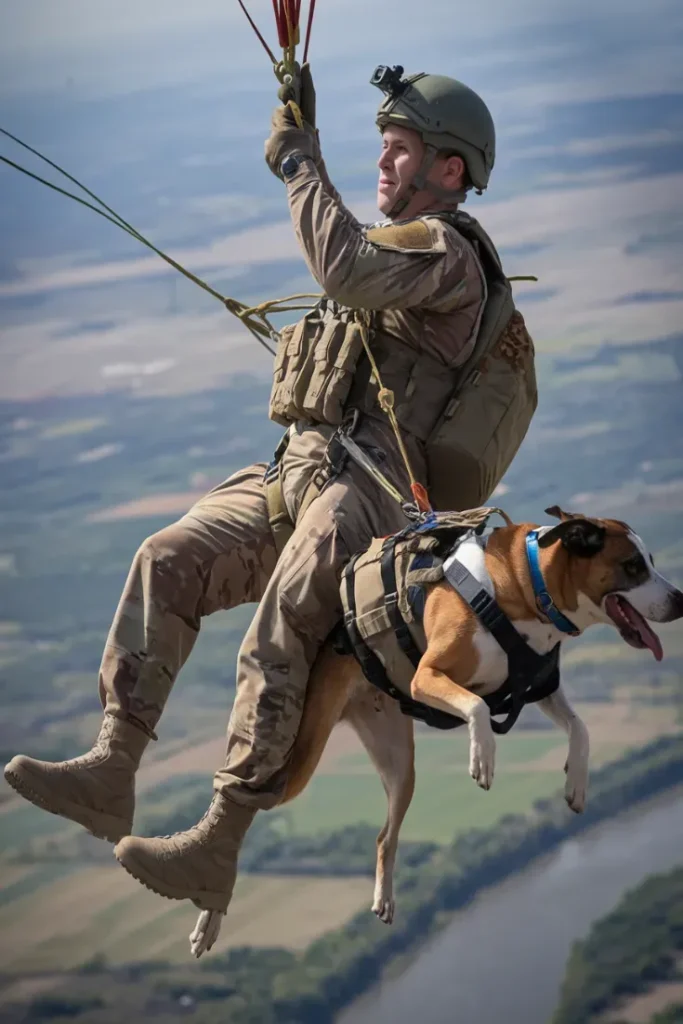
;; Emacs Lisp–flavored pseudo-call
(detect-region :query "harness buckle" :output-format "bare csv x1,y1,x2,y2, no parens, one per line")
535,592,580,635
340,407,361,437
264,426,293,481
311,465,332,492
535,591,554,615
315,408,361,492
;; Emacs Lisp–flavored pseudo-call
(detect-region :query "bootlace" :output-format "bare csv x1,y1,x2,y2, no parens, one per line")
58,715,116,770
154,798,220,843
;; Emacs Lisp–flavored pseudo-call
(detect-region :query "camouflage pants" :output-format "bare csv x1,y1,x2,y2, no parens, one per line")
98,418,414,809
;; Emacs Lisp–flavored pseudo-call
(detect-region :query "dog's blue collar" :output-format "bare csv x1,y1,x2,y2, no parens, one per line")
526,530,580,636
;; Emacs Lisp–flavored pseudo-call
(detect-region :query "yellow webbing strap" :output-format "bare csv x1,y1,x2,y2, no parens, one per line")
287,100,305,129
264,458,332,557
264,467,296,556
355,311,432,513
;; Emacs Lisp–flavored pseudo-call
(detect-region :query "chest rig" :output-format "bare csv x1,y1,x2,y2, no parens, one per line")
267,212,538,530
337,509,560,735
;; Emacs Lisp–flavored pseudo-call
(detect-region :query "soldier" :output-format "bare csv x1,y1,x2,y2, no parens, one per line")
5,66,497,915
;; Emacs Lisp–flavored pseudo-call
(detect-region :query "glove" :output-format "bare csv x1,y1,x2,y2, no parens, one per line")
264,104,320,180
276,61,316,129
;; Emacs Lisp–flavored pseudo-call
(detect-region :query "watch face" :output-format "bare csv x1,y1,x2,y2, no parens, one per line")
282,155,300,178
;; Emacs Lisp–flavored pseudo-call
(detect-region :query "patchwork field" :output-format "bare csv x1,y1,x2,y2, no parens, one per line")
3,692,676,857
1,688,679,992
601,980,683,1024
0,867,372,972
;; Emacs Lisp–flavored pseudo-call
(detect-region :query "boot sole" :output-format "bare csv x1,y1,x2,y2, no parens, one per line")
114,845,230,913
3,761,130,844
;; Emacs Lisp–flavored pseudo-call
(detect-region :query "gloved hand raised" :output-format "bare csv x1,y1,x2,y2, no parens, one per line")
276,61,316,129
264,103,320,180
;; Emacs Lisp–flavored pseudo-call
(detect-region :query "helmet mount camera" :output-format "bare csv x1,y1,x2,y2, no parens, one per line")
370,65,409,98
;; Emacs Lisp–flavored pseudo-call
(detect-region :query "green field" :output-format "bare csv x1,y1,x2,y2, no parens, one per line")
284,768,563,843
284,730,566,842
0,865,373,972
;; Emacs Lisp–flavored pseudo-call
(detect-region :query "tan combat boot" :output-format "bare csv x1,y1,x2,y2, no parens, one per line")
3,715,150,843
114,793,256,912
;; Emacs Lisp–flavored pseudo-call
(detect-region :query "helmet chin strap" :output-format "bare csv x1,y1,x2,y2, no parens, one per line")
386,144,467,219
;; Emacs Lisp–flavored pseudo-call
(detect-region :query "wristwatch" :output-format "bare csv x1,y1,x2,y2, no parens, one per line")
281,153,307,180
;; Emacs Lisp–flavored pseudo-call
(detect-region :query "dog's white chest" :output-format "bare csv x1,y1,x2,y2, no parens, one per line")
444,533,561,693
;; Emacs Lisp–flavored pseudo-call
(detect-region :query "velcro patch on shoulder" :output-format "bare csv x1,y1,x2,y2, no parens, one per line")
365,220,435,252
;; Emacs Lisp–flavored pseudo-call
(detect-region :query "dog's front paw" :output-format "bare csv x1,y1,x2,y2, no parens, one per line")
469,716,496,791
372,896,395,925
564,759,588,814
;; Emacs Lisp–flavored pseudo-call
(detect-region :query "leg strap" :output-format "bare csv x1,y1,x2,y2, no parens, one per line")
264,428,296,557
264,411,360,558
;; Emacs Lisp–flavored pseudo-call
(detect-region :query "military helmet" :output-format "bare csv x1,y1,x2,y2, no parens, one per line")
372,66,496,192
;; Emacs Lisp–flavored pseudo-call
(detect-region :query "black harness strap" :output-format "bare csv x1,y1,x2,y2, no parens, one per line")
445,557,532,659
340,538,561,736
444,554,560,734
341,555,463,731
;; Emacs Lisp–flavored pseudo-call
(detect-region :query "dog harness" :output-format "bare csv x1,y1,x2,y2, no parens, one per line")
337,511,561,735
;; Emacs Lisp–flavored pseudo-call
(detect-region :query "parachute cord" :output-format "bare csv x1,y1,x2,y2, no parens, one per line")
236,0,279,63
0,130,323,357
2,6,323,347
302,0,317,62
234,1,309,128
356,311,432,514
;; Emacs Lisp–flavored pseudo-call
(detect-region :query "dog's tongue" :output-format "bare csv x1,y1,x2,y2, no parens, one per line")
606,594,664,661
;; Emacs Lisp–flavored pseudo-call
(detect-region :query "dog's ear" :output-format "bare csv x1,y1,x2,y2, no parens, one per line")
545,505,584,522
537,518,606,557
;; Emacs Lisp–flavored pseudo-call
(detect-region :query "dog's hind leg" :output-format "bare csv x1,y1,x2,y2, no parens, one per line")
190,647,357,960
342,689,415,925
280,646,359,804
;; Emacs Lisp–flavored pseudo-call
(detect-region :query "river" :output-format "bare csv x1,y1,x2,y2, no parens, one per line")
340,785,683,1024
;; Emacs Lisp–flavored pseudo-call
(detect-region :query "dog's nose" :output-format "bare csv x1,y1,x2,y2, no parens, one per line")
663,588,683,622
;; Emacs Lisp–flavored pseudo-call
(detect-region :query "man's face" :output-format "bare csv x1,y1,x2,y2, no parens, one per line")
376,124,425,216
376,124,465,219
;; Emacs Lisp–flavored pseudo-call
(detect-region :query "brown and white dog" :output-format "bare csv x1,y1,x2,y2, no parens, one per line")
189,506,683,957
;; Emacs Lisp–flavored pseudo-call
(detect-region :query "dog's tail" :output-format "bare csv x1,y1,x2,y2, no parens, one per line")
280,645,358,804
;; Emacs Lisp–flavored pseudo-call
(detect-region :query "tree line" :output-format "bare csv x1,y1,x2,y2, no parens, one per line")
553,863,683,1024
12,732,683,1024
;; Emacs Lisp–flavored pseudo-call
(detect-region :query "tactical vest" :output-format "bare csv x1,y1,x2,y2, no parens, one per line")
337,509,560,735
268,212,538,512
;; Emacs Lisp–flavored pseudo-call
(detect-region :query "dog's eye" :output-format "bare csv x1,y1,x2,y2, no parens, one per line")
623,555,647,577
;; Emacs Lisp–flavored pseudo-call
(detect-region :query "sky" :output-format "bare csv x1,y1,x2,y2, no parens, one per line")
2,0,682,101
0,0,682,400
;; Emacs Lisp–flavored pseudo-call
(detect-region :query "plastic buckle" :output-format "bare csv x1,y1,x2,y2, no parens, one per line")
311,467,330,491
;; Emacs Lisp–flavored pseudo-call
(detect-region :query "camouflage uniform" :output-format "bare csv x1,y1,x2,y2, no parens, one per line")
97,144,483,812
5,108,485,913
102,418,414,806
